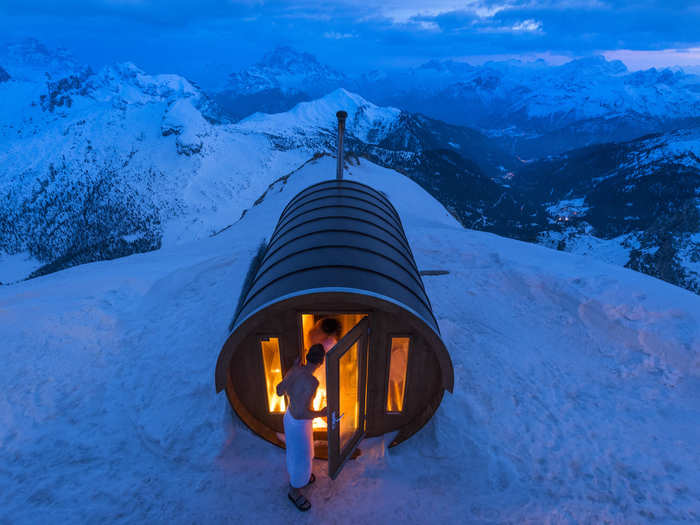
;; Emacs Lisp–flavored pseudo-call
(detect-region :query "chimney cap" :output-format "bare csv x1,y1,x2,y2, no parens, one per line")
336,110,348,120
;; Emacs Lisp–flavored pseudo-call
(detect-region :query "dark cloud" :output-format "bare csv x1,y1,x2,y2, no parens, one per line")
0,0,259,25
1,1,698,83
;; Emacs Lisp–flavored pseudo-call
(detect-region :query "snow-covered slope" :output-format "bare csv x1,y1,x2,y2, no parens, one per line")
1,156,698,523
618,127,700,174
0,47,318,280
515,128,700,293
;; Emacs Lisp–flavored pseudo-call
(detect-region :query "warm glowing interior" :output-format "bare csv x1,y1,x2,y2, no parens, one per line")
301,313,366,430
301,314,326,429
260,337,286,413
386,337,410,413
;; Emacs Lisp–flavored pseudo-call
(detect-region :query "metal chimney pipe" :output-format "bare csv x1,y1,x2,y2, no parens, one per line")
336,110,347,180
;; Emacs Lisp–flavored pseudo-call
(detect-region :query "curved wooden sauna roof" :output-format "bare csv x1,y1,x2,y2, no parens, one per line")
233,179,438,332
216,178,453,393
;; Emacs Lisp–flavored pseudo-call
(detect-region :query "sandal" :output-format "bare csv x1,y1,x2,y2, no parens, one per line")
288,492,311,512
306,473,316,486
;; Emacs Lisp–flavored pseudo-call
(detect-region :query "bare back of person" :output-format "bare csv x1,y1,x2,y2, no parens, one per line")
276,363,321,420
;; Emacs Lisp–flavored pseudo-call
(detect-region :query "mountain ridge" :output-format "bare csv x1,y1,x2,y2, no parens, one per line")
1,39,698,297
215,45,700,156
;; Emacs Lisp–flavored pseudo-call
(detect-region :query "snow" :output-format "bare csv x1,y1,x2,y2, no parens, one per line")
161,98,209,155
223,48,700,130
225,45,348,96
1,156,698,523
238,88,401,144
546,198,590,222
539,230,638,268
0,252,41,283
678,233,700,287
1,48,412,280
0,57,312,261
0,38,83,82
620,128,700,174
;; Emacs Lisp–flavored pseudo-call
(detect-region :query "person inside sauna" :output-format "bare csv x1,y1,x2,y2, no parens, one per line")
276,344,328,512
306,317,341,417
308,317,341,352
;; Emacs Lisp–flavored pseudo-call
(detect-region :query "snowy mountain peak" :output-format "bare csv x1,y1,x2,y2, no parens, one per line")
91,62,202,102
0,37,84,80
417,59,476,77
559,55,628,75
238,88,400,144
225,45,347,96
321,87,380,109
217,45,700,139
259,45,323,71
627,66,687,87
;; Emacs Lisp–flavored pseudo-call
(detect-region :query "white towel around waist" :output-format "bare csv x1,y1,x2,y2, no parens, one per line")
283,410,314,488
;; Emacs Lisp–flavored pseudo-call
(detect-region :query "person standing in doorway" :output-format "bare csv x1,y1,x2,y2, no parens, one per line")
276,344,327,511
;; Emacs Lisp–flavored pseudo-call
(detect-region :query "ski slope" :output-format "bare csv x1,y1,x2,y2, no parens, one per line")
1,157,698,523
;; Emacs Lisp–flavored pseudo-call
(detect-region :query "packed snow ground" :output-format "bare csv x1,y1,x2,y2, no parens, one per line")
1,157,699,524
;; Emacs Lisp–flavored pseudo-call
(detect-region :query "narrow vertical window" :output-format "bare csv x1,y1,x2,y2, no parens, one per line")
260,337,286,413
386,337,410,413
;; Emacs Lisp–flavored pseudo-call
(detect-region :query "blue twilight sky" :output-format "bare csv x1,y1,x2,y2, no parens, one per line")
1,1,699,86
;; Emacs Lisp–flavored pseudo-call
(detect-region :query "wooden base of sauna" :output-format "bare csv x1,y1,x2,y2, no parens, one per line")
312,442,362,461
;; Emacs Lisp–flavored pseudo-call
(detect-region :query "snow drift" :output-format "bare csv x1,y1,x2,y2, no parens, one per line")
1,156,698,523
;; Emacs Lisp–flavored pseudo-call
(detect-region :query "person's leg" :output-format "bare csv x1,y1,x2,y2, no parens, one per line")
284,411,313,511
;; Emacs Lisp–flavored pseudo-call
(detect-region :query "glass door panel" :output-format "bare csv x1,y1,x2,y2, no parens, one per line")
326,316,369,479
300,313,368,431
338,341,359,450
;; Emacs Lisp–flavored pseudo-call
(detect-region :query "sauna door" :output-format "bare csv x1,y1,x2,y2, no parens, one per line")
326,316,369,479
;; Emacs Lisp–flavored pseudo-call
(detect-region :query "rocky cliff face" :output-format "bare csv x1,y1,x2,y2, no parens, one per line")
214,46,350,121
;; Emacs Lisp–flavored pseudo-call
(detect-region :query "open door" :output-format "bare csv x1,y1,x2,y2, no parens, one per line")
325,316,369,479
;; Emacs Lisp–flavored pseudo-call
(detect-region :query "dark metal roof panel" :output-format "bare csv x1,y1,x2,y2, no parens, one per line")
264,226,419,276
259,233,422,284
232,179,440,335
279,179,401,220
269,207,413,255
279,187,401,224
